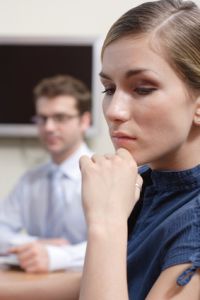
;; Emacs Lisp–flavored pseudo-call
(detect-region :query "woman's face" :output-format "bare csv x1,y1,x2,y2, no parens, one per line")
101,35,198,170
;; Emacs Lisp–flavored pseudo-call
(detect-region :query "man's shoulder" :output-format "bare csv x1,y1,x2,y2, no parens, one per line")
20,161,50,183
3,162,51,199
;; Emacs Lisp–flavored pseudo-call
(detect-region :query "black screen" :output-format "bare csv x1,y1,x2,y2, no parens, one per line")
0,44,92,124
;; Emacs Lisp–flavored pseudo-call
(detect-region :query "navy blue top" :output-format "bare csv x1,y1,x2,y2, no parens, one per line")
127,165,200,300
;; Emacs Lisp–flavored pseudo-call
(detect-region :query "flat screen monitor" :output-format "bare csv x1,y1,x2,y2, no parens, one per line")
0,36,102,137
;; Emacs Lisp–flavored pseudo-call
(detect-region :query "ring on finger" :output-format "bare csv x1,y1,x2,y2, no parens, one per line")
135,183,142,191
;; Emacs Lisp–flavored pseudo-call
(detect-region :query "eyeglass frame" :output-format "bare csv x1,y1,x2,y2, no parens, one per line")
32,113,80,126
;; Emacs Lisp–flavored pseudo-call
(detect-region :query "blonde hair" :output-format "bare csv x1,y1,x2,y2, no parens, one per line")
102,0,200,90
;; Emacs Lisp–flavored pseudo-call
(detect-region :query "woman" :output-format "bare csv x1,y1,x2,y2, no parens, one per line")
79,0,200,299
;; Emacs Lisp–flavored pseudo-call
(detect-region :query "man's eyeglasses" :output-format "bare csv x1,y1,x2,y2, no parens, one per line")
32,113,80,126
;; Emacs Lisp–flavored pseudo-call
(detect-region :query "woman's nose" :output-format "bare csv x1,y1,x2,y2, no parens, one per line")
103,91,131,123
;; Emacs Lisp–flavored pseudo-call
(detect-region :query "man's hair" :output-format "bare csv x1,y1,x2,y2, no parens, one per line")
33,74,91,115
102,0,200,91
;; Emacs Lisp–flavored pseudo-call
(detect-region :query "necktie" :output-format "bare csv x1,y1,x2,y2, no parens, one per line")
46,168,66,238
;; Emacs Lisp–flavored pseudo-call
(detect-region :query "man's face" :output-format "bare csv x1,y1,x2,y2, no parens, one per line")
35,95,89,163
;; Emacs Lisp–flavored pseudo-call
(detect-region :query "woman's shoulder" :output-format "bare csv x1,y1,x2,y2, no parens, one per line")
161,194,200,271
171,193,200,223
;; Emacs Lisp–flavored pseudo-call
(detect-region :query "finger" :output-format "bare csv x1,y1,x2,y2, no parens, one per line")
116,148,136,163
9,244,30,254
79,155,93,171
17,247,34,261
8,246,19,254
134,175,143,201
19,248,46,270
16,249,36,269
22,258,39,272
116,148,137,172
136,174,143,189
104,153,116,160
91,154,107,163
14,243,42,260
24,257,48,273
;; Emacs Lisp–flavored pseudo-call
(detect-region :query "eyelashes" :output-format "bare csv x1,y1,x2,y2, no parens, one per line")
102,86,157,96
134,87,157,95
102,88,115,95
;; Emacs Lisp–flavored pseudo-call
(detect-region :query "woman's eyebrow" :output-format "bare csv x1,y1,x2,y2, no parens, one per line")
99,68,158,80
99,71,110,80
125,69,149,78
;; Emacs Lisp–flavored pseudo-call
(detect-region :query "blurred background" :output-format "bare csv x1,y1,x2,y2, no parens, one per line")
0,0,199,198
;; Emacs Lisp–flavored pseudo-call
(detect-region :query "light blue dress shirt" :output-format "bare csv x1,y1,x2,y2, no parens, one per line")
0,143,93,271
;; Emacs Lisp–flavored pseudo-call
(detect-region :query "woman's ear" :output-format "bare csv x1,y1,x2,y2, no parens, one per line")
194,96,200,126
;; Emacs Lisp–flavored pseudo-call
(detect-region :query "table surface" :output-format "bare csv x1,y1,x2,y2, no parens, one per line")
0,265,81,300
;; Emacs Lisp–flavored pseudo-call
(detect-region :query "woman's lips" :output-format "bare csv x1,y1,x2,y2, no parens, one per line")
111,132,137,147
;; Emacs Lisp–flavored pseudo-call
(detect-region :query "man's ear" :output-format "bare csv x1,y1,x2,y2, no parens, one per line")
80,112,91,132
194,96,200,126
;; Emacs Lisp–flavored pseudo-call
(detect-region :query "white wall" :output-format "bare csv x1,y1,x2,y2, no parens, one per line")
0,0,199,198
0,0,140,198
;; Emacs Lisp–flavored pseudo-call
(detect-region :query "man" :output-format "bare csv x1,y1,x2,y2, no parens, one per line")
0,74,93,273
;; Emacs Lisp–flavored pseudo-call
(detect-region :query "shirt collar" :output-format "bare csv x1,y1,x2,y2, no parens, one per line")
50,143,91,180
141,164,200,192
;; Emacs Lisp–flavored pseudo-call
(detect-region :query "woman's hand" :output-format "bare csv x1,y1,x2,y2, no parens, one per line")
80,148,143,227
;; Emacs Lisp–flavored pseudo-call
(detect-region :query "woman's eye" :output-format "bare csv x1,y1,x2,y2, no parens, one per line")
135,87,157,95
102,88,115,96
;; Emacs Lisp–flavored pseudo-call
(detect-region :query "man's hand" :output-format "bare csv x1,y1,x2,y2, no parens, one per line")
9,241,50,273
39,238,69,246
